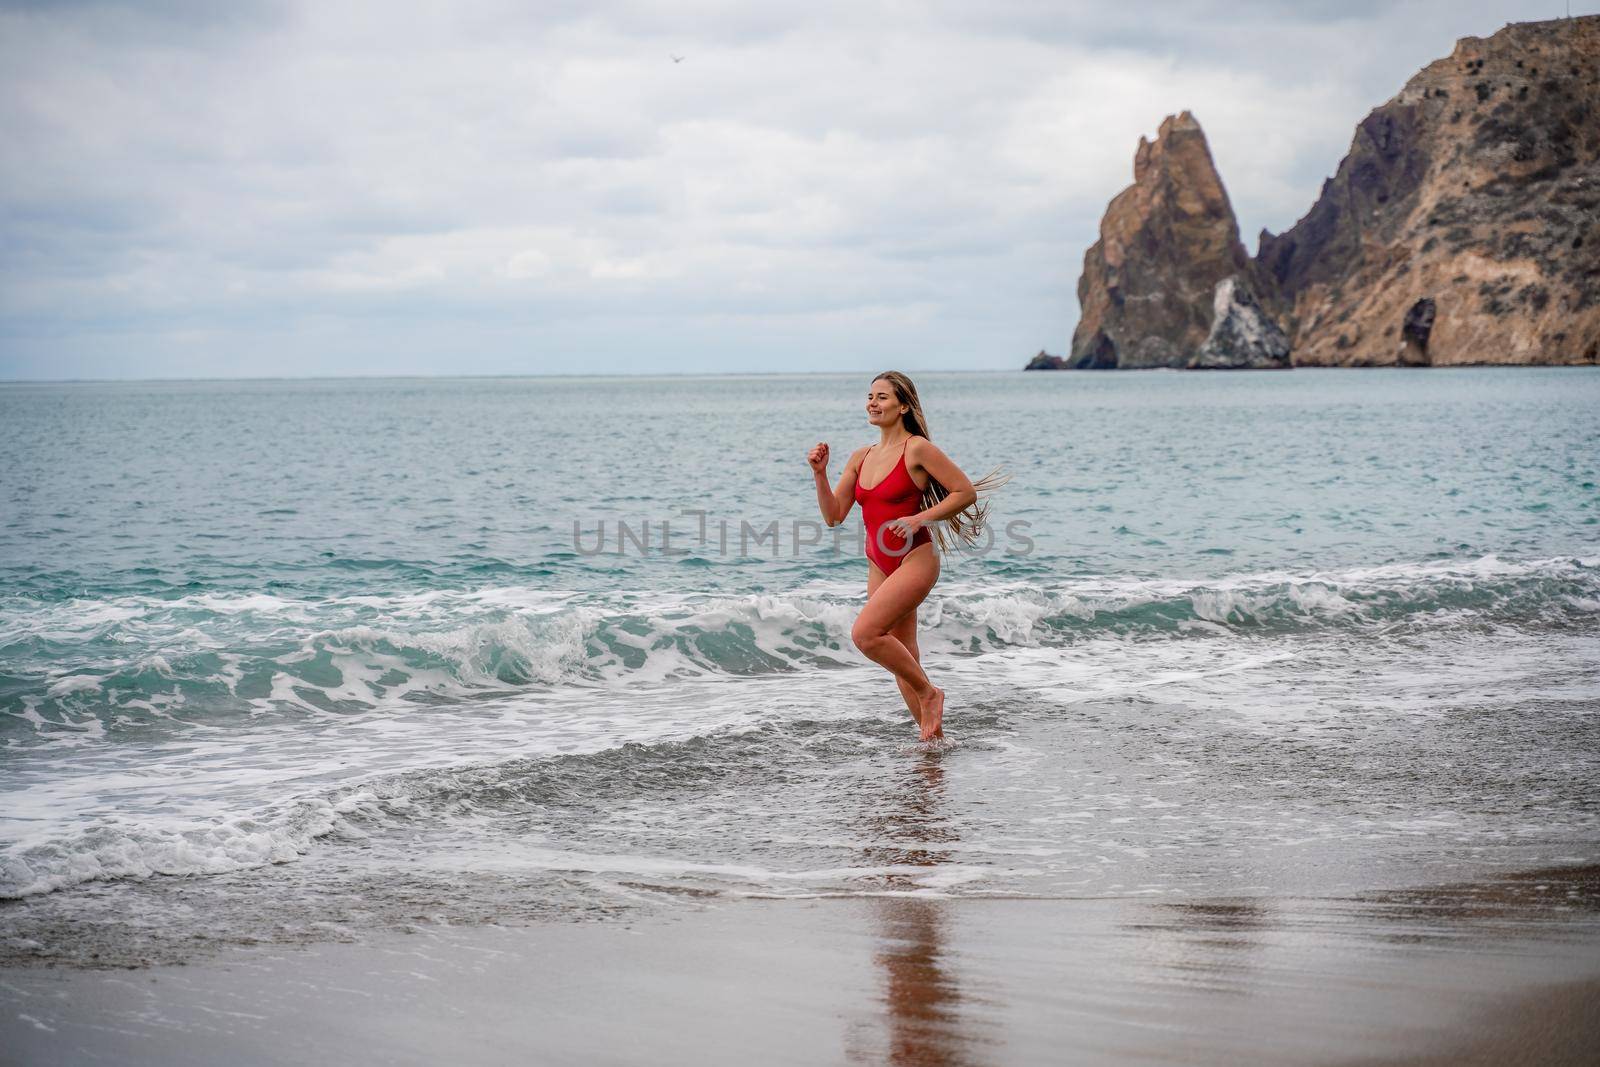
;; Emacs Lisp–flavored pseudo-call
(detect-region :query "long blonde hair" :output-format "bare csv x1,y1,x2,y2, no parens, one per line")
871,370,1011,554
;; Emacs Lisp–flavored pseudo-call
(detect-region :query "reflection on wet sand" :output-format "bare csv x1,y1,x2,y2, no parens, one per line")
852,749,989,1067
1118,862,1600,997
1348,862,1600,931
835,749,1600,1064
1120,899,1274,993
873,898,974,1067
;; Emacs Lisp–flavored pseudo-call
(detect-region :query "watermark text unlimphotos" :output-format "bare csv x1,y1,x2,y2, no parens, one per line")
572,510,1035,560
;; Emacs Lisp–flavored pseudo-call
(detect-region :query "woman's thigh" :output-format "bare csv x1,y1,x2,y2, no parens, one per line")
867,559,887,598
854,543,938,638
866,562,919,653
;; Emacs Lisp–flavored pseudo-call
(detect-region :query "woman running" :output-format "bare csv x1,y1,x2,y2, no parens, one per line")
807,371,1007,742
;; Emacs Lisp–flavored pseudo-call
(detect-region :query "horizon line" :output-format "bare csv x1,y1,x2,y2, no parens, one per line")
0,367,1034,386
5,365,1594,385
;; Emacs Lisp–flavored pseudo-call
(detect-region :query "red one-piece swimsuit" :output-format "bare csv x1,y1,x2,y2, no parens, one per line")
855,440,933,576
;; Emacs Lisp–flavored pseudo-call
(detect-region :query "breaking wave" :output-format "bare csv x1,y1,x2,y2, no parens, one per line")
3,554,1595,739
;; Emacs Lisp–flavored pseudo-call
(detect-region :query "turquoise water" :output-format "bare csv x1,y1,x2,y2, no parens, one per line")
3,370,1595,597
1,369,1597,964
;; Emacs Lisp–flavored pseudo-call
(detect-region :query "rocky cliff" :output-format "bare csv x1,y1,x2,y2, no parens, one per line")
1060,16,1599,369
1259,16,1599,365
1067,112,1286,369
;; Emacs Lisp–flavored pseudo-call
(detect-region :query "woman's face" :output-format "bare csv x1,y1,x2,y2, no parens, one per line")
866,379,904,427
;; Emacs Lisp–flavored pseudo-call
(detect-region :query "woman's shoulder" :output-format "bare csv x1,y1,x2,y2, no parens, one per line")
904,435,941,469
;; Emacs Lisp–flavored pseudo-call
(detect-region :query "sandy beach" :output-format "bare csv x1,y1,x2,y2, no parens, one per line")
4,863,1598,1066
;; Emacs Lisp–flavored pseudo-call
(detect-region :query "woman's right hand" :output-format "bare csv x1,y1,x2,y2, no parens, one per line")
807,442,830,475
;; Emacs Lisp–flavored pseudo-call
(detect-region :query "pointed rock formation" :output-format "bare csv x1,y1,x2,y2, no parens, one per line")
1069,111,1279,369
1258,16,1599,365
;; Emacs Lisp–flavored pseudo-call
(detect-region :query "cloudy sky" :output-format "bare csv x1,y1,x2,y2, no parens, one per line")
0,0,1583,379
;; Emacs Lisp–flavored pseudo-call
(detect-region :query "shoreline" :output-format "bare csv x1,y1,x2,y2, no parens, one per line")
5,865,1598,1065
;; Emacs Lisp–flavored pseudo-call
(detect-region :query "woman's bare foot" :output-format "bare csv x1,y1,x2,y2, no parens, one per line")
918,686,945,741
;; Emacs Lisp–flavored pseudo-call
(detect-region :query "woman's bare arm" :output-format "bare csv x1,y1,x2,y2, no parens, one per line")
808,443,866,527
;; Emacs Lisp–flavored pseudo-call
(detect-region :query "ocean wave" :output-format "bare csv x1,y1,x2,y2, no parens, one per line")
0,799,345,900
2,555,1595,738
0,709,930,899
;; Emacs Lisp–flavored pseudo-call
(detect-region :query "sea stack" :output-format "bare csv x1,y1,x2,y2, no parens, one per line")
1068,111,1287,370
1258,16,1600,365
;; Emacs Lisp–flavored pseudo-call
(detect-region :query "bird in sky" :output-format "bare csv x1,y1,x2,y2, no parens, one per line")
670,54,684,63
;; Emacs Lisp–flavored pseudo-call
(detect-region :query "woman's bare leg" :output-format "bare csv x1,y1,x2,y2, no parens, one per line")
866,563,923,731
866,564,925,730
853,543,944,739
890,608,940,737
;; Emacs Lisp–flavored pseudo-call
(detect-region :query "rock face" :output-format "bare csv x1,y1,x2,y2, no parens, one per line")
1190,277,1291,369
1258,16,1600,365
1056,16,1599,370
1069,111,1259,369
1024,350,1068,370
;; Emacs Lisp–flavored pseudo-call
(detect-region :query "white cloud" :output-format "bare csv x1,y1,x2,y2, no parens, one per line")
504,249,552,280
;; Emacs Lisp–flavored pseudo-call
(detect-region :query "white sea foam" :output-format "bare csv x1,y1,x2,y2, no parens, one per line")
4,554,1596,745
4,614,1596,910
45,675,101,698
0,800,344,899
0,670,873,899
424,844,996,891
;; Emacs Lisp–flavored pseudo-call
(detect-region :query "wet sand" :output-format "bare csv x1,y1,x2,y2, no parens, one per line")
3,864,1598,1065
1331,976,1600,1067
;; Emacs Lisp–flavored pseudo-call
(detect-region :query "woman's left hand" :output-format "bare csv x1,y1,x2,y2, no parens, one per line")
887,515,927,539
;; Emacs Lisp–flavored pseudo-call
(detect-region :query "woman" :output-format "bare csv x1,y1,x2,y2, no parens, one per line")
807,371,1007,742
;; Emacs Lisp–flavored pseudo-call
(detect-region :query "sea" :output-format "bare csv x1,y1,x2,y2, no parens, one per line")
2,368,1597,965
